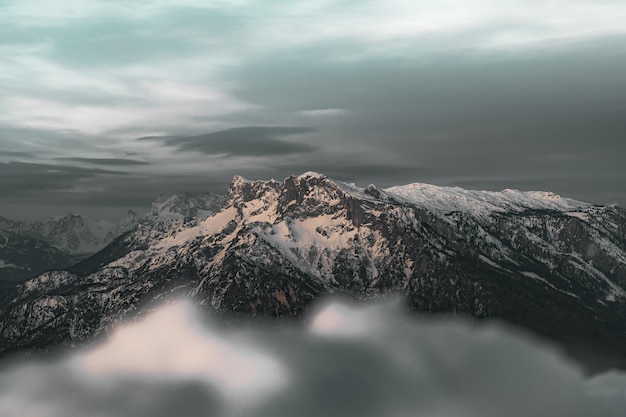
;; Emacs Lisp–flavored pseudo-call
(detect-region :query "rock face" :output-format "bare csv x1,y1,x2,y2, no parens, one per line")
1,173,625,371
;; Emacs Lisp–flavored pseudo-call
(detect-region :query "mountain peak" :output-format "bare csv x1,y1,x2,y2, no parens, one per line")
296,171,326,180
224,172,598,219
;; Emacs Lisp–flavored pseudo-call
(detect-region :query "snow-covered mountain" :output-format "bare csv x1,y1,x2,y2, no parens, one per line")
0,192,225,290
23,192,225,256
0,228,76,302
146,192,225,221
1,173,625,371
27,213,119,255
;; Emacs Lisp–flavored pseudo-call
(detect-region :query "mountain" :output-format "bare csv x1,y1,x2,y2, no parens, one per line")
0,229,76,303
0,192,225,298
0,213,119,259
28,213,120,256
146,192,225,221
1,173,625,372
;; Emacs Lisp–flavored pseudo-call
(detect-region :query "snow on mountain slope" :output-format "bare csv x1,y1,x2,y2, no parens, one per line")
28,213,116,255
147,192,225,221
385,182,591,216
0,192,226,257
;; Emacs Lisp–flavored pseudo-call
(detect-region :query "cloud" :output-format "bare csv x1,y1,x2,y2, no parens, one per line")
298,108,348,117
143,127,317,156
0,162,127,196
55,158,149,166
0,151,35,158
1,298,626,417
1,0,626,218
229,37,626,205
76,302,286,403
0,83,252,136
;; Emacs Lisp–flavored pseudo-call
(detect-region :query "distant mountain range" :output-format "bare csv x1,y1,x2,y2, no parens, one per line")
0,192,225,296
1,173,625,372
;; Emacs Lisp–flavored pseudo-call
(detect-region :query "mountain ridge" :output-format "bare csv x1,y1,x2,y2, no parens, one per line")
1,173,625,372
0,192,226,289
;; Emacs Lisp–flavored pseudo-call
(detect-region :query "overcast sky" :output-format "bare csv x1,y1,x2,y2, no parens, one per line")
1,0,625,220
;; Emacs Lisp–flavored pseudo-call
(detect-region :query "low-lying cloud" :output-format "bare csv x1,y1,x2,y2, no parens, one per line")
1,298,625,417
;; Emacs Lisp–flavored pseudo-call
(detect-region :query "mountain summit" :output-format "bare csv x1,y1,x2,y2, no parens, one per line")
1,173,625,371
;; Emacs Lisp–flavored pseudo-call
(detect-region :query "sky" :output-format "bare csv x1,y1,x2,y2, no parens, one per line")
1,0,625,220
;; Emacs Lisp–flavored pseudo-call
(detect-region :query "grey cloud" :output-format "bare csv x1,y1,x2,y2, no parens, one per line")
0,299,625,417
0,173,230,221
55,158,149,166
2,2,626,219
0,364,223,417
229,36,626,205
0,151,35,158
142,127,317,156
0,162,127,196
0,125,104,155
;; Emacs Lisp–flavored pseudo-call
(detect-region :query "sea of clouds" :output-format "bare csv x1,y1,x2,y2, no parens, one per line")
0,297,625,417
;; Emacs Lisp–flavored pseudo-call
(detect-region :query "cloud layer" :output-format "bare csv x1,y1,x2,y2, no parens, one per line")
1,0,626,218
1,298,625,417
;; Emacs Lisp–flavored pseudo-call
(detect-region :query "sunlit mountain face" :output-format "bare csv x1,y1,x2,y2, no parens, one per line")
2,0,626,415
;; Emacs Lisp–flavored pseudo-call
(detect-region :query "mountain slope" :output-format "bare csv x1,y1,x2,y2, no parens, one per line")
0,229,76,303
1,173,625,371
0,192,226,300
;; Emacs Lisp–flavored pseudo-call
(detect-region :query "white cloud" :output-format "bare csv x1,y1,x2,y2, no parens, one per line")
0,80,254,136
75,301,286,402
229,0,626,52
298,108,348,117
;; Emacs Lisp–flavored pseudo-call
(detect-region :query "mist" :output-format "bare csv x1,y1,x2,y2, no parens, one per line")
0,297,625,417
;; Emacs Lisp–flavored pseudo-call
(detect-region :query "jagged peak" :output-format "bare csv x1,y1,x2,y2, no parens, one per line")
296,171,326,180
231,175,251,186
223,172,598,218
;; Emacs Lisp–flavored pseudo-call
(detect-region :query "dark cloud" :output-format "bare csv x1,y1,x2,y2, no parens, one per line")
0,125,105,155
0,151,35,158
228,36,626,205
142,127,317,156
0,162,127,196
55,158,149,166
2,2,626,219
0,172,231,221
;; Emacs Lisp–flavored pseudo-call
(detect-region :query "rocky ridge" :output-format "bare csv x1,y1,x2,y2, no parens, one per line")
1,173,625,371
